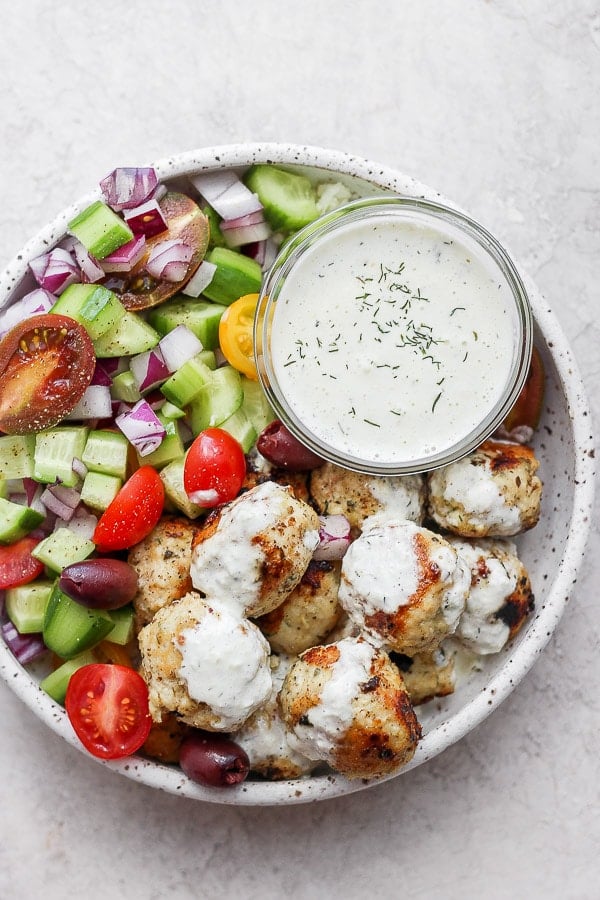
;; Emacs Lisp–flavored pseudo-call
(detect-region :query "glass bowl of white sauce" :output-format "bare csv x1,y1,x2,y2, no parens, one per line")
255,196,533,475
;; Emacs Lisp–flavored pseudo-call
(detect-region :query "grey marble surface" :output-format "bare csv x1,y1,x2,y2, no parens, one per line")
0,2,598,898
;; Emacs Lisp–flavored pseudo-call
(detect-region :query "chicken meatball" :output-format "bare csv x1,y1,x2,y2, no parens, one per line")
279,636,421,780
256,559,342,656
190,481,320,618
309,462,425,531
138,591,272,730
235,654,316,780
390,649,455,706
128,517,197,629
339,516,470,657
427,440,542,537
450,537,534,654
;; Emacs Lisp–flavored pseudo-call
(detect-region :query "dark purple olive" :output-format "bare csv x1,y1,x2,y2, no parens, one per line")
257,420,324,471
59,559,139,610
179,732,250,787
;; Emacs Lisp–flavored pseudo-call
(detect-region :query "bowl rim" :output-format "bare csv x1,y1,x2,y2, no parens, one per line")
0,142,595,806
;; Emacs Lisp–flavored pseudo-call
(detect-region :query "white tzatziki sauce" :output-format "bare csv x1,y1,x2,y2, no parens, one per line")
270,215,518,465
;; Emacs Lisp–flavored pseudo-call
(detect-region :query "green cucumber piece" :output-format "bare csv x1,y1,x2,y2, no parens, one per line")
50,283,126,340
136,416,184,469
160,401,185,419
241,376,276,435
201,248,262,306
34,427,89,487
160,456,205,519
244,165,320,231
68,200,133,259
0,435,36,479
160,353,214,407
81,430,129,479
187,365,243,433
0,497,44,544
93,311,160,358
40,650,97,704
43,583,114,659
218,408,257,453
6,580,54,634
147,297,226,350
203,205,226,248
0,479,6,499
106,605,134,645
32,528,95,573
110,370,142,403
80,470,122,511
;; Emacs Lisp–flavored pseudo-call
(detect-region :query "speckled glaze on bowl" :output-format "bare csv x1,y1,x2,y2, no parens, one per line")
0,144,595,806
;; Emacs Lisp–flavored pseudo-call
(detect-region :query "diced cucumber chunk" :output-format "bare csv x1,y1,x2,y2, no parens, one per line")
160,354,214,407
81,430,129,479
6,580,54,634
43,583,114,659
147,297,226,350
80,470,122,511
0,435,36,479
0,479,6,499
202,205,226,248
160,401,185,420
50,283,126,340
34,427,89,487
187,366,243,433
244,165,320,231
201,248,262,306
0,497,44,544
106,605,134,645
136,417,184,469
241,376,276,435
218,408,257,453
40,650,97,704
32,528,95,573
110,370,142,403
93,311,160,357
160,456,205,519
68,200,133,259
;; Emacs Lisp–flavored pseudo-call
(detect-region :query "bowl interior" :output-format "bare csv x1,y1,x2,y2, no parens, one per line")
0,144,594,805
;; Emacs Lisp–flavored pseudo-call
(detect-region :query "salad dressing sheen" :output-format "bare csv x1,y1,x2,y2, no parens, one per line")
270,217,517,465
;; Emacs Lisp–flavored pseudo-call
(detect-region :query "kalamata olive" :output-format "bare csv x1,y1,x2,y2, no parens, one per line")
179,732,250,787
59,559,139,610
257,420,324,471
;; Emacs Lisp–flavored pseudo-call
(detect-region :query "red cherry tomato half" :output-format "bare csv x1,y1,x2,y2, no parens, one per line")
504,346,545,431
0,536,44,588
93,466,164,552
0,314,95,434
183,428,246,508
65,664,152,759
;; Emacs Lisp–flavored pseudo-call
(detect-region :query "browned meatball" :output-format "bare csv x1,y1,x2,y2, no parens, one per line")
128,517,197,629
390,650,455,706
255,560,342,655
427,440,542,537
279,636,421,780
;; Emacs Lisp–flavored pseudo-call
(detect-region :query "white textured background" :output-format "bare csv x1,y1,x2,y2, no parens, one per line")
0,2,598,898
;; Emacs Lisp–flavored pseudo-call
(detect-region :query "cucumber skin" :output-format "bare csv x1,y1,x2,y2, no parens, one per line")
201,248,262,306
244,165,320,231
43,584,114,660
0,497,44,544
40,650,97,704
147,298,225,350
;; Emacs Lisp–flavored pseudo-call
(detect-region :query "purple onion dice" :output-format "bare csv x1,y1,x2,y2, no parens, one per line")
100,167,158,212
313,515,352,560
100,235,146,273
29,248,79,295
146,239,193,283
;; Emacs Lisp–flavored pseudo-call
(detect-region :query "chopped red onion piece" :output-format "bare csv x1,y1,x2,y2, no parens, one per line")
213,348,228,368
22,478,45,514
181,259,217,298
129,347,170,392
72,457,88,479
186,487,220,507
158,325,203,372
49,484,81,509
151,183,168,202
146,239,193,282
41,487,77,521
178,420,193,445
29,248,79,295
56,508,97,541
64,384,112,420
0,289,55,337
100,167,158,211
90,362,113,387
242,241,267,266
123,198,168,238
191,171,263,220
116,400,166,456
1,621,47,664
100,234,146,273
220,210,267,230
261,238,280,271
313,515,352,561
221,220,271,249
72,240,105,283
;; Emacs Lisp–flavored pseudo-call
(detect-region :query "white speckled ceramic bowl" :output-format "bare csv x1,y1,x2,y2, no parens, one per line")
0,144,595,805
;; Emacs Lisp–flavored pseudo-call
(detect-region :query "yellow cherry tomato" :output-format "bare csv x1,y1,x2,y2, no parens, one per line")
218,293,259,380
